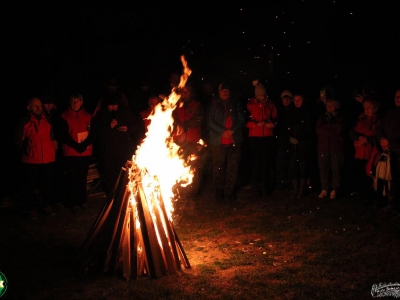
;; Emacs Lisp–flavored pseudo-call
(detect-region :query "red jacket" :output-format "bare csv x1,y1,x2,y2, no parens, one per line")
140,107,153,132
60,107,93,157
17,112,56,164
246,98,278,137
172,100,202,143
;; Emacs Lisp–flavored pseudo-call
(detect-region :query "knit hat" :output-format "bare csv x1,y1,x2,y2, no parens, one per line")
252,79,266,97
218,82,230,91
281,90,293,99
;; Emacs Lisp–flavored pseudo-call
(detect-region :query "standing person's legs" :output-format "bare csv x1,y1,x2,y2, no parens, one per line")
298,157,308,198
38,162,55,212
225,143,242,199
275,148,287,188
211,145,227,201
331,152,344,192
249,137,262,192
76,156,90,207
318,151,329,191
64,156,83,208
356,158,375,203
288,155,299,196
263,136,275,190
387,150,400,211
21,162,39,215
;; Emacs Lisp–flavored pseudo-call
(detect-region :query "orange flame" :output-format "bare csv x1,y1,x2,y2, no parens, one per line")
131,55,192,220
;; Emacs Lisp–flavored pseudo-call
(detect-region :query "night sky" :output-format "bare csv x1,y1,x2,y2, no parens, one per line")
2,2,399,196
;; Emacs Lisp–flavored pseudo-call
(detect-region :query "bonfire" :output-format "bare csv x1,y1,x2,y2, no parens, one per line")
78,56,194,279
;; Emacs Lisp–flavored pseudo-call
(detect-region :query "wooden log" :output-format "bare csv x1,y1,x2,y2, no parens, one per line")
121,204,132,280
150,192,178,274
158,193,183,270
136,183,166,278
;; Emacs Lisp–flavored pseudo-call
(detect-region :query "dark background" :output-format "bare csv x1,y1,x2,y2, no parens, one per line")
2,2,399,197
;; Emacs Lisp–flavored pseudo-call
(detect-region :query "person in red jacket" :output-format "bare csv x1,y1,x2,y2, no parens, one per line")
172,83,204,197
140,94,162,138
15,97,58,219
349,96,381,203
245,80,278,197
59,93,93,211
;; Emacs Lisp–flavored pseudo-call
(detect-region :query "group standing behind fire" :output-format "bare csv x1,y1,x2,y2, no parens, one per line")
14,75,400,219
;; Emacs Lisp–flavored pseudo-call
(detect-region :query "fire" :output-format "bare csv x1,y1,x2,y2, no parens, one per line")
132,55,193,219
78,56,193,279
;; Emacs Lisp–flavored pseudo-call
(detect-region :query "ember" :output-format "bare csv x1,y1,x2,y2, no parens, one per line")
78,56,193,279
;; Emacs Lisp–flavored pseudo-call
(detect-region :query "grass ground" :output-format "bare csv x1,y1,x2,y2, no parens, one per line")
0,181,399,300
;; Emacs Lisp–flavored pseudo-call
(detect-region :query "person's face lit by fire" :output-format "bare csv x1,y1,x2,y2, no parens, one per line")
169,73,180,88
326,101,335,113
363,101,376,117
70,97,83,112
395,90,400,107
43,103,54,113
148,96,161,111
219,88,230,101
281,96,292,107
257,94,267,103
181,86,193,103
293,95,304,108
28,98,43,115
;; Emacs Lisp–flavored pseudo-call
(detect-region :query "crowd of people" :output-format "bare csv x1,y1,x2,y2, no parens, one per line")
13,73,400,220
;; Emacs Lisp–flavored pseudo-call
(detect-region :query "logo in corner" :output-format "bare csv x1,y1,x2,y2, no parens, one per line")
371,282,400,298
0,271,8,297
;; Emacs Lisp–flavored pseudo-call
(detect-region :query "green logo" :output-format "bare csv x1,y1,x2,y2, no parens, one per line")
0,272,7,297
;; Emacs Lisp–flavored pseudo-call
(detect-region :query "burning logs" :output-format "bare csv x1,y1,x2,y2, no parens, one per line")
78,160,190,279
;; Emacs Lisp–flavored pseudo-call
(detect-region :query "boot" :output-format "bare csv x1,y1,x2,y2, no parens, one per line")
292,180,299,198
297,179,307,198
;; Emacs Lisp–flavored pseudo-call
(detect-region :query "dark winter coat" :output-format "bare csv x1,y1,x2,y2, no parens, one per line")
315,111,346,153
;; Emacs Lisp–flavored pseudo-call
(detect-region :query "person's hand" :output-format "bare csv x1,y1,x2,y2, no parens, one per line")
222,130,233,139
355,94,363,103
110,119,118,129
52,140,58,151
117,125,128,132
358,136,368,145
289,137,299,145
75,142,87,153
380,138,389,150
256,121,265,127
265,122,275,129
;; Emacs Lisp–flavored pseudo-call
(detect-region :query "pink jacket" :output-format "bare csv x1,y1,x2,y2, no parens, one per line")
246,98,278,137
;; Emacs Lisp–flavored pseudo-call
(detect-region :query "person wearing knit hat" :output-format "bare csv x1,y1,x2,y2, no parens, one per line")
275,89,293,190
253,79,267,98
281,90,293,100
245,79,278,197
208,80,245,203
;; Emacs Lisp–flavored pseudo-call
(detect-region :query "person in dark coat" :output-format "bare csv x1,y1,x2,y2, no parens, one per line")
287,92,313,198
376,88,400,213
207,82,245,203
275,90,293,190
90,92,144,198
315,99,346,199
